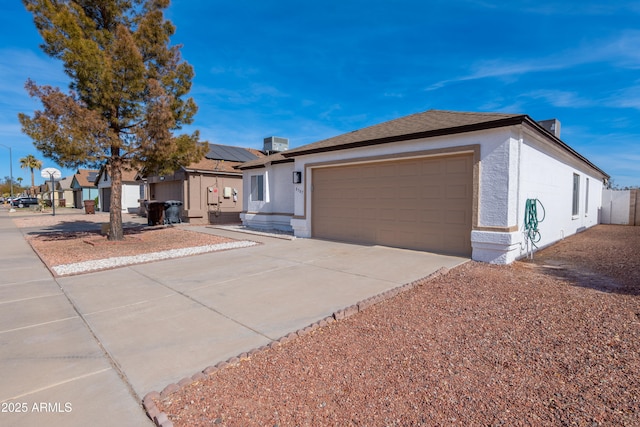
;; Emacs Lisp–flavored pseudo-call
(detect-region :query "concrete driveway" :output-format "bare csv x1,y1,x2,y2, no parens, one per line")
0,212,467,427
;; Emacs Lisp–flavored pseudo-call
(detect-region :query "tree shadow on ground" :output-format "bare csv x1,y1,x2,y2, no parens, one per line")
23,220,148,241
524,258,640,296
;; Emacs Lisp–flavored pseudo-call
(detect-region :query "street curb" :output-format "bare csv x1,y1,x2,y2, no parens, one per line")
142,266,450,426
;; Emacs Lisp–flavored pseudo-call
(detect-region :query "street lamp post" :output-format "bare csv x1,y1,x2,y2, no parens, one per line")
0,143,13,200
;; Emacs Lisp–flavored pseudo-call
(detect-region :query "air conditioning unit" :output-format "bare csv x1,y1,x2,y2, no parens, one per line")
263,136,289,153
538,119,561,138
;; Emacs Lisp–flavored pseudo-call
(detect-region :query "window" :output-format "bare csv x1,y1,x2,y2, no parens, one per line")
251,175,264,201
572,173,580,216
585,178,589,215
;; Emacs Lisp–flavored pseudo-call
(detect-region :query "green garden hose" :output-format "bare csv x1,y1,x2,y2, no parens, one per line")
524,198,545,255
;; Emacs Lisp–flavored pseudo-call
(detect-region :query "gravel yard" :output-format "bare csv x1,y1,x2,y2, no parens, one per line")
14,212,252,275
152,225,640,427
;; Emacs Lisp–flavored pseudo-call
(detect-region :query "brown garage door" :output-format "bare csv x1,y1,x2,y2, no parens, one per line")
312,154,473,256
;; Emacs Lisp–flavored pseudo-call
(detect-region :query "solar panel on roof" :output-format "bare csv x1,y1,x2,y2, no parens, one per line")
87,172,98,181
206,144,258,162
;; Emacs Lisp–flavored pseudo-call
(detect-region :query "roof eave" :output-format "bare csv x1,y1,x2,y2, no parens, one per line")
276,114,608,180
521,117,610,180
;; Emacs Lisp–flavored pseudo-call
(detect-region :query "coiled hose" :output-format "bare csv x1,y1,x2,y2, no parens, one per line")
523,198,545,258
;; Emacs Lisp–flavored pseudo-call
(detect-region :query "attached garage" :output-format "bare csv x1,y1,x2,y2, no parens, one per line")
311,154,473,256
239,109,609,264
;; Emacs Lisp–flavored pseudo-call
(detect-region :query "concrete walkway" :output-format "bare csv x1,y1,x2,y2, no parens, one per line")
0,208,468,426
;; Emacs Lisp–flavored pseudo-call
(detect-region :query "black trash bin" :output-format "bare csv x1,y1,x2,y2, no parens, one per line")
163,200,183,224
146,201,165,226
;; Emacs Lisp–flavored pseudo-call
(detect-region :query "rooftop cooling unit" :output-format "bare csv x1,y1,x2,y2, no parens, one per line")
264,136,289,153
538,119,561,138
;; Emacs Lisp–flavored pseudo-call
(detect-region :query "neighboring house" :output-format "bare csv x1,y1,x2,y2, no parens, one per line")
57,176,74,207
40,176,73,207
70,169,99,209
238,110,609,264
143,143,264,225
95,165,145,213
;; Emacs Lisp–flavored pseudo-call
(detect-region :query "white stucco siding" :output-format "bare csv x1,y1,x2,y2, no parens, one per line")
518,132,603,239
476,129,516,228
473,129,605,263
121,184,143,212
242,162,295,231
271,163,295,214
246,123,606,264
96,172,142,212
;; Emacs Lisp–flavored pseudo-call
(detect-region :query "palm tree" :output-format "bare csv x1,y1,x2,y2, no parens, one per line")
19,154,42,195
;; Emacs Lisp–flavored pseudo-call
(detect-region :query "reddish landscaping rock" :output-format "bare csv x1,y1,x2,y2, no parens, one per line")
154,225,640,427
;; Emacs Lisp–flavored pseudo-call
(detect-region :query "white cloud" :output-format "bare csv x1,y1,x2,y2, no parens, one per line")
426,30,640,91
524,90,595,108
192,82,288,106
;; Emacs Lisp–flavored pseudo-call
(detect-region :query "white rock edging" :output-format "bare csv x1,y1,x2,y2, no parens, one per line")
52,241,258,276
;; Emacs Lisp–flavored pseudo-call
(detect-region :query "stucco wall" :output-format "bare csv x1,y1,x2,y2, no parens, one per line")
121,184,143,213
187,174,243,225
241,162,295,231
472,127,605,263
96,173,143,212
244,124,606,263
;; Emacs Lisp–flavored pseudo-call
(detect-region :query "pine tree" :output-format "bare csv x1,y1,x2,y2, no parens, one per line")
19,0,207,240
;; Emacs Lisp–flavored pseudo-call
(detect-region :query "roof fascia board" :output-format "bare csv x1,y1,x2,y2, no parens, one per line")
183,169,242,176
271,158,295,165
238,164,267,170
236,158,293,170
521,117,609,179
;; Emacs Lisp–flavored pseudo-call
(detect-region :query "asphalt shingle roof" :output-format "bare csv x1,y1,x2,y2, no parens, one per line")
238,110,524,169
73,169,99,187
235,109,608,178
284,110,524,156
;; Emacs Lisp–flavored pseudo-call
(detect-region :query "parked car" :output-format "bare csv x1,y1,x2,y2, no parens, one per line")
11,197,39,208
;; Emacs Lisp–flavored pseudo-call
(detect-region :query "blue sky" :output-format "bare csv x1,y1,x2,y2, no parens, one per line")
1,0,639,188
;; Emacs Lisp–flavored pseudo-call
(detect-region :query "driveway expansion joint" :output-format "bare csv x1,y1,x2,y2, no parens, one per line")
141,267,450,426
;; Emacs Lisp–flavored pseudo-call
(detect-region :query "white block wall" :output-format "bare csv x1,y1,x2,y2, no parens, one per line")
601,189,631,224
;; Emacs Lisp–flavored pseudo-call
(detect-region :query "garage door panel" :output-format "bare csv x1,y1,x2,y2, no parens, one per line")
421,161,443,175
445,210,468,225
312,154,472,256
421,185,442,198
446,184,471,199
400,162,421,176
380,208,396,221
446,157,470,173
421,209,443,224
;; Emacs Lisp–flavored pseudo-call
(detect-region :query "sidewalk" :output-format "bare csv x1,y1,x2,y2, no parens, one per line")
0,207,468,426
0,207,151,427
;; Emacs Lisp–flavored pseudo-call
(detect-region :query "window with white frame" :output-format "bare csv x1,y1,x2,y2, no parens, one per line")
572,173,580,216
585,178,589,215
250,175,264,201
